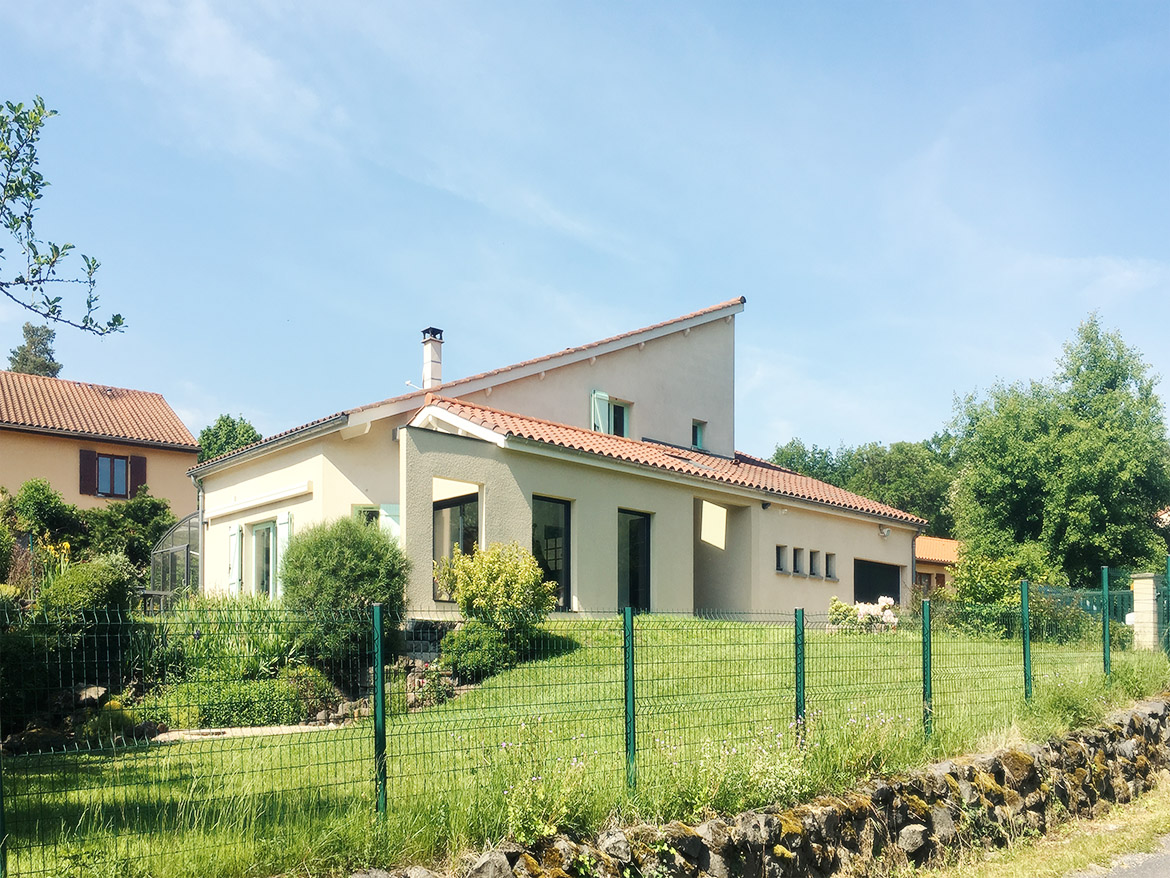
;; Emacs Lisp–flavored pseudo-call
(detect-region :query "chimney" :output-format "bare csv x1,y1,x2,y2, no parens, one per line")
422,327,444,389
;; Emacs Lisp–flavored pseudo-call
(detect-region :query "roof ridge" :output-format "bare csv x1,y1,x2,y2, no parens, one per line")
0,369,167,400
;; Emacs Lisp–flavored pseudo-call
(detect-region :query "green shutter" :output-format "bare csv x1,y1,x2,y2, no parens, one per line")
591,390,610,433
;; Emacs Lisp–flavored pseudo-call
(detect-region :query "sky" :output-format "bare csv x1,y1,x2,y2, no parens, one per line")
1,1,1168,459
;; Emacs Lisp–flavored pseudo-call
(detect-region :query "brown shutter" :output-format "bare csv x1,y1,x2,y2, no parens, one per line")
79,449,98,495
129,455,148,496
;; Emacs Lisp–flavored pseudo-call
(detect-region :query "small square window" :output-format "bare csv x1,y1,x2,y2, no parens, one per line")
810,550,821,577
775,545,787,572
793,547,805,575
826,553,837,579
692,420,706,450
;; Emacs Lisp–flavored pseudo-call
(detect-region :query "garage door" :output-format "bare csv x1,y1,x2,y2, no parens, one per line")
854,559,900,604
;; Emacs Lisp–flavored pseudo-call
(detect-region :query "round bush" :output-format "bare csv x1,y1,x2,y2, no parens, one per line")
441,620,518,683
281,517,410,690
435,542,556,636
38,552,138,612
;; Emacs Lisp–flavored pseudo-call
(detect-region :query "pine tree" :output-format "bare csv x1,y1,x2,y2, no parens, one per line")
8,322,62,377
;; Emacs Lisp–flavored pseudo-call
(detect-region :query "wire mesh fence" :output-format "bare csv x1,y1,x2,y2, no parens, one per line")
0,583,1162,877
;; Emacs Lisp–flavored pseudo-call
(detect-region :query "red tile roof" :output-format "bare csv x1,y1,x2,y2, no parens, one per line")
0,370,198,450
421,394,927,525
916,536,959,565
192,297,747,472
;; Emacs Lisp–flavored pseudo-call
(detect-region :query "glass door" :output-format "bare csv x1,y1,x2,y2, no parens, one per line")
618,509,651,611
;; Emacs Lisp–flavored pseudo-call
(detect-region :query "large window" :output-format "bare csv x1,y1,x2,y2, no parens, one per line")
618,509,651,611
433,492,479,601
533,496,571,610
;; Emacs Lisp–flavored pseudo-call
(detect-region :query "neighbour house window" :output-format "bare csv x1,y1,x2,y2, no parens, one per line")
79,449,146,498
793,547,805,575
775,545,788,573
533,496,571,611
810,551,821,578
692,420,706,450
590,390,630,437
252,522,275,599
826,553,837,579
433,492,479,602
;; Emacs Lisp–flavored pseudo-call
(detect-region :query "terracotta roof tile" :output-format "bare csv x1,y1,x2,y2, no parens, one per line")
0,370,197,449
422,394,927,526
916,535,959,565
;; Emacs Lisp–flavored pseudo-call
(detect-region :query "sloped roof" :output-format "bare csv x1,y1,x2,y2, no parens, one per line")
0,370,198,450
418,394,928,526
916,535,959,565
191,297,746,473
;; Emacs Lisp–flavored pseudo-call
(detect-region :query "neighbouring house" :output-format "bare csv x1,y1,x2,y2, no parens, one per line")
190,299,926,613
914,535,958,596
0,370,199,516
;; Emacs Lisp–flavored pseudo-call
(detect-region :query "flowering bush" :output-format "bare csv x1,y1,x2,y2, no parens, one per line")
828,595,899,633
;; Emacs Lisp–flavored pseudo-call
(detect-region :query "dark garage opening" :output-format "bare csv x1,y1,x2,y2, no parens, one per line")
854,559,900,604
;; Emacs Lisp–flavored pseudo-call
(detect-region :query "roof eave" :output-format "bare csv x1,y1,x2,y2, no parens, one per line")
188,413,349,478
0,422,198,452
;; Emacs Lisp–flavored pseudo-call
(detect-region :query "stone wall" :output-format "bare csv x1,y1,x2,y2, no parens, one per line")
374,696,1170,878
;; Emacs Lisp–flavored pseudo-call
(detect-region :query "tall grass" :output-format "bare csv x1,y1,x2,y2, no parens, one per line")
2,614,1167,878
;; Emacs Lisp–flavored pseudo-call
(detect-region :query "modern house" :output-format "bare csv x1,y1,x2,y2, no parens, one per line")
0,370,199,516
190,299,925,613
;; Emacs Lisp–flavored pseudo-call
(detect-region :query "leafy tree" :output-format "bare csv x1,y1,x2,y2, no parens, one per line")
951,315,1170,585
8,322,62,376
79,488,175,568
197,414,262,463
771,436,956,536
3,478,83,541
1,97,122,334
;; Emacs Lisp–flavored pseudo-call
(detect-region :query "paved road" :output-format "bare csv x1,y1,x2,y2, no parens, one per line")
1068,833,1170,878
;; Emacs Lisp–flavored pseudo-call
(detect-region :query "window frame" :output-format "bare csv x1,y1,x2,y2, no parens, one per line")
533,495,572,611
692,420,706,450
775,544,788,573
432,491,480,602
792,547,805,575
96,452,130,498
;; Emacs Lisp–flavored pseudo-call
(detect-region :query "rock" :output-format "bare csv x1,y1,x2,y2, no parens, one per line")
1117,738,1139,761
74,685,109,709
350,870,393,878
404,866,441,878
467,851,512,878
597,830,631,863
3,726,70,754
494,841,526,866
663,821,705,860
930,807,955,844
897,824,929,855
511,853,542,878
317,709,331,722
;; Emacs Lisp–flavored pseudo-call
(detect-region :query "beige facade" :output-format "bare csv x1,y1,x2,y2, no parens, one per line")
0,428,197,516
194,299,922,614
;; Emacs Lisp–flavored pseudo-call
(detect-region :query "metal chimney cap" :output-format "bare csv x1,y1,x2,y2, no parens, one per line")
422,327,444,342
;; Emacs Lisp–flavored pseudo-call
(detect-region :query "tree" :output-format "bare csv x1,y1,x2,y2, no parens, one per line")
8,322,61,376
950,315,1170,585
1,97,122,334
772,436,957,536
197,414,262,463
79,488,175,568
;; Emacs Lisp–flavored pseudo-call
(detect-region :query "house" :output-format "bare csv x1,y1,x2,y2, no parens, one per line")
190,299,926,613
0,370,199,516
914,535,958,596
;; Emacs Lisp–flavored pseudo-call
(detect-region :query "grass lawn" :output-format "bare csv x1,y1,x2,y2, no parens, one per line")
2,614,1164,878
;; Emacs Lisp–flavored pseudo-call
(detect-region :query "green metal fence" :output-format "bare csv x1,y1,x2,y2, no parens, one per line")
0,584,1157,878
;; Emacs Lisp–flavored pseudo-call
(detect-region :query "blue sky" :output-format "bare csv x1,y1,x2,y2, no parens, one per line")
2,1,1167,458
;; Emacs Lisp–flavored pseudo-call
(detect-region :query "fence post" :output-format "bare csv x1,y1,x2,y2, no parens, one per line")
372,604,387,817
1165,555,1170,658
1,740,7,878
1021,580,1032,702
622,606,637,791
921,599,933,738
794,608,806,733
1102,566,1111,679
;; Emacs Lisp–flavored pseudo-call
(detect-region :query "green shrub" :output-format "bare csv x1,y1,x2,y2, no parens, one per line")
79,488,175,568
436,542,556,637
281,517,410,689
8,478,84,543
441,620,518,683
278,664,341,717
38,552,139,612
141,677,305,729
0,516,13,582
80,698,139,743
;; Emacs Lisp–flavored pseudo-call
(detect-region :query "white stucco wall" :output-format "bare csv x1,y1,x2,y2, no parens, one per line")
456,316,736,456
